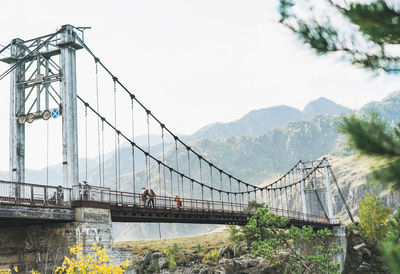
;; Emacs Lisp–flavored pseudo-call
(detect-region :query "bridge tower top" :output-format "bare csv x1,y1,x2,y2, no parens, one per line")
1,24,82,187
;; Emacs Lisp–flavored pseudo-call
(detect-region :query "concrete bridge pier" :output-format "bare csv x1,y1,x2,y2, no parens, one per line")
332,226,347,273
0,206,131,272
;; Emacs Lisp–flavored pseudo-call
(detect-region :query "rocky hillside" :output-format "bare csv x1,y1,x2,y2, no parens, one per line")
360,90,400,124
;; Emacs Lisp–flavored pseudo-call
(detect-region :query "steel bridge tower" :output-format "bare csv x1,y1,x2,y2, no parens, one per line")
1,25,81,187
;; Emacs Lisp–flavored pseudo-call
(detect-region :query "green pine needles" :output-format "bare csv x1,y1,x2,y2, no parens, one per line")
279,0,400,72
339,113,400,191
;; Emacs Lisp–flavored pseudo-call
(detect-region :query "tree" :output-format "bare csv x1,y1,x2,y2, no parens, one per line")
279,0,400,72
358,192,391,246
242,206,342,273
55,243,131,273
242,206,289,263
226,225,244,256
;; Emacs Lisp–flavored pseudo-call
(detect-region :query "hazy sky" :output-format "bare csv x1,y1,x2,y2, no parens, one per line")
0,0,399,171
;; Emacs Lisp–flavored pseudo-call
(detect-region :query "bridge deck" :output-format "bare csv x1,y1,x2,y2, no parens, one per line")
0,181,339,228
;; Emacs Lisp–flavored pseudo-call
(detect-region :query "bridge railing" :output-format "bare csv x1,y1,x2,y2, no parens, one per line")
107,191,248,214
71,184,111,203
71,187,247,214
268,207,339,225
69,186,338,225
0,180,72,207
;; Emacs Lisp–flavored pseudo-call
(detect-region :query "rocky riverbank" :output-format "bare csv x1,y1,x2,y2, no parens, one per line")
343,228,391,273
134,247,284,274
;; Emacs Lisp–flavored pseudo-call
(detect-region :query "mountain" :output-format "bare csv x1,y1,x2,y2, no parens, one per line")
188,105,304,141
187,97,350,142
360,90,400,124
303,97,351,118
182,114,342,184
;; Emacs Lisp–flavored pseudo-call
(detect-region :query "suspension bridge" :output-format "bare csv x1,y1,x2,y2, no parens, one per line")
0,25,353,231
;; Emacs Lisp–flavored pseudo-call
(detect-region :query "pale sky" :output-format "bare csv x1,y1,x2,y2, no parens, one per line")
0,0,399,171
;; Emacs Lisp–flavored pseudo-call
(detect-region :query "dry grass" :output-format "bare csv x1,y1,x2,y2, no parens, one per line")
115,231,229,258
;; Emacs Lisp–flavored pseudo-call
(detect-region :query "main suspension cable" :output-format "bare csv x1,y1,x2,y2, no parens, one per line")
77,95,326,196
72,33,262,191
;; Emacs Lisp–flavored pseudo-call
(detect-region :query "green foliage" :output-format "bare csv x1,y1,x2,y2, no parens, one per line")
243,206,341,272
345,0,400,45
163,243,179,270
296,21,339,54
226,225,245,256
165,249,177,270
170,243,179,255
339,113,400,191
242,206,289,263
148,260,160,273
279,0,400,72
243,206,289,242
244,201,265,213
202,249,220,265
358,192,391,246
305,229,342,274
195,243,202,252
285,226,342,274
382,205,400,273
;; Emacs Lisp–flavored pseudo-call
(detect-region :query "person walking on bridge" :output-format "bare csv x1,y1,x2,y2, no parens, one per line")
141,187,149,207
175,194,182,209
148,189,156,208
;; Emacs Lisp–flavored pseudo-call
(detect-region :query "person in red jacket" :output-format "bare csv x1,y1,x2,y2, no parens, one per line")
175,194,182,209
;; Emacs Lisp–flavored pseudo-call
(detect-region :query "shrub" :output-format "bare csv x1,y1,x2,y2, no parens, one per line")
162,243,180,271
148,260,160,273
359,192,391,246
0,267,18,274
202,249,219,265
226,225,245,256
243,206,342,273
170,243,179,255
165,249,177,270
55,243,131,273
195,243,202,252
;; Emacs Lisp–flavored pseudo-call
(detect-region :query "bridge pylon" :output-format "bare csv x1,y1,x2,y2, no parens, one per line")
8,39,26,184
2,25,81,187
299,158,335,224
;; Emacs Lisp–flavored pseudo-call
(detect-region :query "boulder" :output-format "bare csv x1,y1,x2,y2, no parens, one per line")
353,243,366,251
144,250,154,265
361,247,372,258
218,258,231,265
219,246,234,259
248,259,259,267
152,251,165,260
357,261,371,271
239,259,249,269
158,257,167,269
184,251,196,260
199,268,210,274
